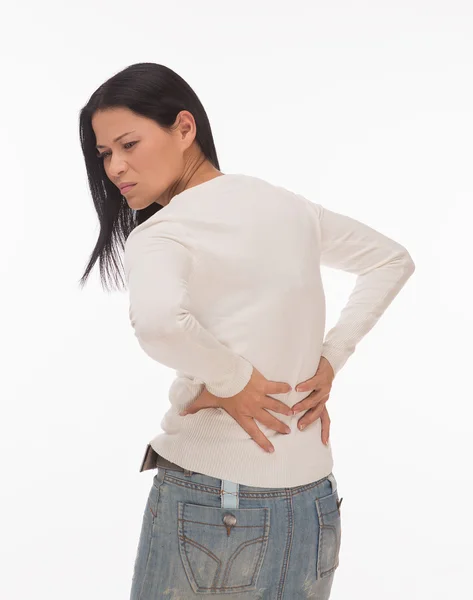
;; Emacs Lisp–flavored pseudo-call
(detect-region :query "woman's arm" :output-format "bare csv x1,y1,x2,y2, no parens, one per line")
124,220,254,398
307,200,416,376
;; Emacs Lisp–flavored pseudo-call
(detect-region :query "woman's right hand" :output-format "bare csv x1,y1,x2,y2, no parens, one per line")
179,366,293,453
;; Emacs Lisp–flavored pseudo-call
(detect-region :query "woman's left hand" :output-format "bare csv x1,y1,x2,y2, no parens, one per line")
181,355,335,446
292,356,335,444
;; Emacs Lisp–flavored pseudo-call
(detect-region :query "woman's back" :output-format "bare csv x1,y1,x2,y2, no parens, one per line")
124,173,414,487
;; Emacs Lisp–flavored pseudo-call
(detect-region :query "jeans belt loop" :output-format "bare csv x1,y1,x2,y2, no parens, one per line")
327,472,337,494
221,479,240,508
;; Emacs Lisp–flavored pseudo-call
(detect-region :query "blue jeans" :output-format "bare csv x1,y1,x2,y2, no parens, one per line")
130,462,342,599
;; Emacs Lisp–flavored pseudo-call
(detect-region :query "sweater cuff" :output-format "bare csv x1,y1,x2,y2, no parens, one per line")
205,355,254,398
320,344,349,377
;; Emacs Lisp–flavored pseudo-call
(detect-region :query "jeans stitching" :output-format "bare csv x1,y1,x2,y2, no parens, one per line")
163,471,329,497
315,496,342,579
277,491,294,599
137,479,163,600
177,504,270,592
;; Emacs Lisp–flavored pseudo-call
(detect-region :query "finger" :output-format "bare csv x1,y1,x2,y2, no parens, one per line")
293,390,329,414
292,389,319,413
180,391,217,415
264,397,294,416
254,409,291,435
320,406,331,445
180,398,202,415
298,400,327,431
265,379,292,395
237,415,275,453
295,377,316,392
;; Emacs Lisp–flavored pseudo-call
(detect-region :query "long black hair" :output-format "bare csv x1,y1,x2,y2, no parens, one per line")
78,62,220,292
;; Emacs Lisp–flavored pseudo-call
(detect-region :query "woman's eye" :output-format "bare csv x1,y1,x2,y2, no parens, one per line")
98,140,137,160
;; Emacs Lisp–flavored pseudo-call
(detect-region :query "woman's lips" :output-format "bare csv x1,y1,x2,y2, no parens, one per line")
121,184,136,194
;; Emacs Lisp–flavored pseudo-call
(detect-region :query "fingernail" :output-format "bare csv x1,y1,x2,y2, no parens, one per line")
324,439,329,445
268,447,275,453
299,423,305,430
180,411,187,416
296,386,302,392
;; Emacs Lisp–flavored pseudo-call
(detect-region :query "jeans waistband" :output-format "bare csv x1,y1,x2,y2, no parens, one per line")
151,449,240,508
142,444,337,509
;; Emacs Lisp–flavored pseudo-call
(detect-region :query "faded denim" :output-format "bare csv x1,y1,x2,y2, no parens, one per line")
130,465,342,599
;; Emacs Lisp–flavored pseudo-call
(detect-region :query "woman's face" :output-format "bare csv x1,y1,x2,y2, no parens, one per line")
92,107,195,209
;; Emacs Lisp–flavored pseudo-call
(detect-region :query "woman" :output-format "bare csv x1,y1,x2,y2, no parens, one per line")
79,62,415,599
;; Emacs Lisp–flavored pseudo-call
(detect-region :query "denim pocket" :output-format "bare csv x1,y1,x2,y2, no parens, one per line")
177,502,270,594
314,489,342,579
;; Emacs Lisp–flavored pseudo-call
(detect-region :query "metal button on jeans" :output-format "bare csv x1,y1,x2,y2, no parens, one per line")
223,513,237,536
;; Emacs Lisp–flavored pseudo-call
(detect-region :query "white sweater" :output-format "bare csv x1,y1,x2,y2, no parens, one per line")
124,173,415,487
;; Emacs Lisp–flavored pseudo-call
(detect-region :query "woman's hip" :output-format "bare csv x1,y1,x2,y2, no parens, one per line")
130,465,343,599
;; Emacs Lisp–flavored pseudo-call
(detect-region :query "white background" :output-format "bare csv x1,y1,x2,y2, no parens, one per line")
1,1,472,598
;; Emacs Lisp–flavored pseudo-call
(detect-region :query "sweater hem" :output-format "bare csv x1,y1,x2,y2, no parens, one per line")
148,434,334,488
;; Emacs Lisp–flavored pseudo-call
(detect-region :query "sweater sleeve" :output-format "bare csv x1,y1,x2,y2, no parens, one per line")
309,201,416,376
124,221,254,398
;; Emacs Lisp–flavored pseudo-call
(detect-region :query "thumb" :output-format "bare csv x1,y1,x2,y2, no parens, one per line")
180,388,217,415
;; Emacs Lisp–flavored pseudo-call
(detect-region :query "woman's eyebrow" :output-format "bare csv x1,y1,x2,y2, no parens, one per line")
96,130,136,149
